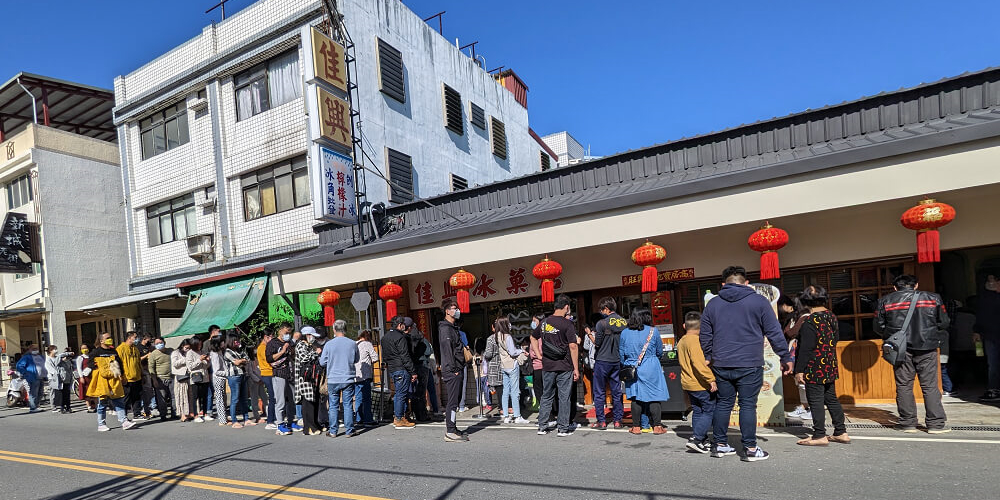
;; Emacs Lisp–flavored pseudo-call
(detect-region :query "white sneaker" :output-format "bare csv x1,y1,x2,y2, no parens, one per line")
264,423,278,430
122,420,136,430
297,418,304,426
204,415,214,421
97,424,111,432
800,411,813,420
458,407,469,413
547,420,558,429
502,416,513,423
514,417,530,424
537,429,547,435
785,406,805,418
194,416,205,423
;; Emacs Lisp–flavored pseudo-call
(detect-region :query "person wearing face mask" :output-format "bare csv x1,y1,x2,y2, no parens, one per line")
222,333,253,429
266,322,296,435
147,337,176,421
381,316,417,429
438,299,469,441
256,328,277,429
529,314,546,417
137,334,157,420
171,339,196,422
293,326,323,435
45,345,73,414
76,344,97,413
531,295,580,437
87,333,134,431
116,332,145,421
588,297,627,429
15,342,46,412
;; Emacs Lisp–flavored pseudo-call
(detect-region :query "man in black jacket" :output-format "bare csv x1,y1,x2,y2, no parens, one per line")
381,316,417,429
404,317,430,423
875,274,951,433
438,298,469,442
589,297,627,429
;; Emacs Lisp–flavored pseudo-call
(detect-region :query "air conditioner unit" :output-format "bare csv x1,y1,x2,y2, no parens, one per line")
189,97,209,112
186,234,214,264
198,197,217,209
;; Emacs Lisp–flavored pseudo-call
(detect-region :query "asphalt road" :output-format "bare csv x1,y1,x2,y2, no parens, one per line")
0,403,997,500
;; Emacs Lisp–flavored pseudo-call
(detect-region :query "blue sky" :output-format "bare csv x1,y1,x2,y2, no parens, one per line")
3,0,998,156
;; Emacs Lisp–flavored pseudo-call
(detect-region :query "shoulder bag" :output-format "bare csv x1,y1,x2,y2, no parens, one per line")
620,329,656,383
540,321,569,361
882,292,920,368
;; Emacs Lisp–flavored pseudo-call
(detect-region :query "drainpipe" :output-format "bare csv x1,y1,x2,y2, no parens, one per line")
16,78,38,125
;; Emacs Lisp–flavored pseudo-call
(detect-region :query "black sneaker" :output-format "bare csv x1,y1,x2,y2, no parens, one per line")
979,390,1000,402
686,438,710,454
742,447,769,462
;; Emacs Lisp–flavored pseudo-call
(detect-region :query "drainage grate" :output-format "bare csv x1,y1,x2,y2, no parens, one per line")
952,426,1000,432
845,423,888,429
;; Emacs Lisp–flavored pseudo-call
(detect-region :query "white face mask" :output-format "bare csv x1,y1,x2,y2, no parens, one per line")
30,350,38,355
451,309,461,320
531,320,539,329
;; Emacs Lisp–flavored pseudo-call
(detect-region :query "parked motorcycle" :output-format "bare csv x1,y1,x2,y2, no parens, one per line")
6,369,29,407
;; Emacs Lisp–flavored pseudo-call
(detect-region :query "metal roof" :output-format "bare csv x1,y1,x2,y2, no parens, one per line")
269,66,1000,273
79,289,182,311
0,72,116,142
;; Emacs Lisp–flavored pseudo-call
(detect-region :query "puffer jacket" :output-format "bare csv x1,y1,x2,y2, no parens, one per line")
86,347,125,399
874,289,950,351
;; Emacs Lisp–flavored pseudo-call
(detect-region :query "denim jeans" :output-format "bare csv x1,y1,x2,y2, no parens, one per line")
712,366,763,449
328,382,356,435
27,380,41,410
459,368,468,409
687,390,717,442
538,370,573,433
97,397,127,426
390,370,410,419
261,376,277,424
985,336,1000,391
227,375,247,423
354,378,374,424
592,360,623,423
501,368,521,418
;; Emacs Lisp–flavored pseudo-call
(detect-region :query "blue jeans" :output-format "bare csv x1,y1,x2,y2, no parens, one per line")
354,378,374,424
261,376,277,424
227,375,247,423
712,366,763,450
97,397,128,426
592,360,623,423
328,382,356,435
941,364,953,393
27,380,41,410
687,390,717,442
501,368,521,418
390,370,410,419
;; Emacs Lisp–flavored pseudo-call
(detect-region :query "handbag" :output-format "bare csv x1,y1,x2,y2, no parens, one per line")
621,329,656,383
462,346,473,364
882,292,920,368
189,371,205,384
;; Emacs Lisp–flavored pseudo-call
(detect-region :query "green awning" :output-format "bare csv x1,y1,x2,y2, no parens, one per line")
164,274,268,338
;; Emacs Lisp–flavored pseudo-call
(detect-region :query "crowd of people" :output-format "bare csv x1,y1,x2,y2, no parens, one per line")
9,264,974,461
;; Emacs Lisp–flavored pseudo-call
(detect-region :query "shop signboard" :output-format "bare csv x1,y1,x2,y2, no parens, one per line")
621,268,695,287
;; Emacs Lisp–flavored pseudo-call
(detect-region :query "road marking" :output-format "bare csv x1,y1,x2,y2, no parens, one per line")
0,450,397,500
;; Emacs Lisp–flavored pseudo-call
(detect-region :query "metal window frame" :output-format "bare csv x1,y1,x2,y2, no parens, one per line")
144,193,195,246
240,155,310,221
139,104,189,160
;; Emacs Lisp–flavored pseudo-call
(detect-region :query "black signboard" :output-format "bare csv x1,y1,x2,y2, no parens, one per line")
0,212,35,273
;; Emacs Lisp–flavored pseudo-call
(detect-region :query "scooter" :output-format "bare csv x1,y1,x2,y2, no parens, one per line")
6,370,29,407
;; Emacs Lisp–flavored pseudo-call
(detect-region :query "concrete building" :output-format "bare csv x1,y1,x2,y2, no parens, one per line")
268,66,1000,407
96,0,556,336
541,131,586,167
0,73,130,366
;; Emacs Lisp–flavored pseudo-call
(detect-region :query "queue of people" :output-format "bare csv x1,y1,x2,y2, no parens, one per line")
11,264,959,461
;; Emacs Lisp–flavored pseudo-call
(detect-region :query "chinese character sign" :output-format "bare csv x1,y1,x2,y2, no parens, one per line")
318,147,357,226
316,87,352,148
621,268,695,287
0,212,33,273
415,281,435,306
471,273,497,299
310,28,347,92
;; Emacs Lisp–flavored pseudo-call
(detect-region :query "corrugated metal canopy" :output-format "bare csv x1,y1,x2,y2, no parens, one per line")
0,72,116,142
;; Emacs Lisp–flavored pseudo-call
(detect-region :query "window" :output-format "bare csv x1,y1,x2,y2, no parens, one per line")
139,104,189,160
491,117,507,159
386,148,413,204
235,50,301,121
540,152,551,171
450,173,467,192
377,38,405,103
442,84,463,135
469,102,486,130
241,156,309,221
6,174,33,209
145,194,197,246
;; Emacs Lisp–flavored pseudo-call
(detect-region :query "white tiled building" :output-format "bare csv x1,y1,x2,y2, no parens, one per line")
541,131,586,167
108,0,556,331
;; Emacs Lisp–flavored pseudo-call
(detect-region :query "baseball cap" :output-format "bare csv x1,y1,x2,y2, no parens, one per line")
402,317,415,328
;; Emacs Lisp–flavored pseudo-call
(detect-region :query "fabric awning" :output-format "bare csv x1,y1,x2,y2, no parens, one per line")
79,289,181,311
164,274,268,338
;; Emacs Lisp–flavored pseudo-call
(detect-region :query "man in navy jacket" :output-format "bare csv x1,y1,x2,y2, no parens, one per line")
701,266,792,462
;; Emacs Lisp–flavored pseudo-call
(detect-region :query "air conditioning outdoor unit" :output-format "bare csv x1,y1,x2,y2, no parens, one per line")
186,234,215,264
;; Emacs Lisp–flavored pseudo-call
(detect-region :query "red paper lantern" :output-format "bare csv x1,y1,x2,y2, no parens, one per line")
532,256,563,303
379,281,404,319
631,241,666,293
449,269,476,313
316,289,341,327
901,198,956,263
748,223,789,280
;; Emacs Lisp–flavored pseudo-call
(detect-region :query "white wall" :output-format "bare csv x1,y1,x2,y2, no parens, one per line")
116,0,552,283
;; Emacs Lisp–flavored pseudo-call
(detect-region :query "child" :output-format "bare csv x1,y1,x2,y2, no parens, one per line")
677,311,717,453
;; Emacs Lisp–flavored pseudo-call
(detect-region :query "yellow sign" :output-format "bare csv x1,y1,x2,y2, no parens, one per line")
316,87,352,148
311,28,347,92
